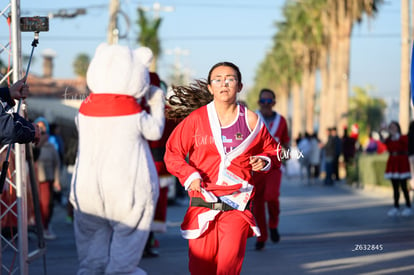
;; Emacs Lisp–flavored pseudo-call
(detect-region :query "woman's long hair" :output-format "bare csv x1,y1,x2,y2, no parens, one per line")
166,79,213,120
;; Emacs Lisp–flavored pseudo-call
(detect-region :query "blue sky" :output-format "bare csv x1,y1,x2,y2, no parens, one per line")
17,0,401,112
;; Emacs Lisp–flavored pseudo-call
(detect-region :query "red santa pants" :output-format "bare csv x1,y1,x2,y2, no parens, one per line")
188,211,250,275
38,180,54,230
154,186,168,223
252,169,281,243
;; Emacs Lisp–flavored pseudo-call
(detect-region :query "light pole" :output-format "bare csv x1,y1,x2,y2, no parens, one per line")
107,0,119,44
166,47,190,85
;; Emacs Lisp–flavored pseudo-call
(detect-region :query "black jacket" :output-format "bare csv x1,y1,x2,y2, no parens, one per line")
0,86,35,145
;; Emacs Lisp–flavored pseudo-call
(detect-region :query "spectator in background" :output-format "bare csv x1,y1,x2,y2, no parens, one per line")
342,127,356,180
331,127,342,181
308,132,321,183
365,131,386,154
48,124,65,204
297,132,312,184
342,127,356,163
382,121,411,217
34,117,61,240
365,132,378,154
324,127,335,185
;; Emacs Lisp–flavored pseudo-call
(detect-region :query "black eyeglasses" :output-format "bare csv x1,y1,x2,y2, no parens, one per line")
259,98,273,104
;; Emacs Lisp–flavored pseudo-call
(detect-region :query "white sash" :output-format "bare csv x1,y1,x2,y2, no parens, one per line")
204,102,262,210
256,111,281,142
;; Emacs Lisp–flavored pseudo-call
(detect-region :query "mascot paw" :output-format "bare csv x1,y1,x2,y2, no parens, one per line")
147,86,165,106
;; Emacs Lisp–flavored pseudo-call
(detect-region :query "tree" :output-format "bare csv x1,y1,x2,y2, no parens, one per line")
136,8,162,72
73,53,90,78
348,86,387,139
249,0,384,143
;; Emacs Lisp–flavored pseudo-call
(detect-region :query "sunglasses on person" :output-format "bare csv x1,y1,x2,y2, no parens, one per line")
259,98,274,104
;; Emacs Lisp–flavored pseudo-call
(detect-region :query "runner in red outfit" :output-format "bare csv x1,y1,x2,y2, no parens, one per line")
253,88,290,250
165,62,280,275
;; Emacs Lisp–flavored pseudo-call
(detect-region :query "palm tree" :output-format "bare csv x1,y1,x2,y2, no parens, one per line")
136,8,162,72
288,1,323,134
73,53,90,78
324,0,382,134
250,0,384,143
348,86,387,138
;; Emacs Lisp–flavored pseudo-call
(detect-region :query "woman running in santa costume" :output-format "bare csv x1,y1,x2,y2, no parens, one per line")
164,62,280,275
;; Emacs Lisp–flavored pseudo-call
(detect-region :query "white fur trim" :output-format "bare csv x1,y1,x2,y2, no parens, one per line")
181,210,220,239
181,211,261,239
384,172,412,179
184,172,202,190
251,225,261,237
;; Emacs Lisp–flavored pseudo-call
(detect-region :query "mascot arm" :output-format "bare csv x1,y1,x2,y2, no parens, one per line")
139,86,165,141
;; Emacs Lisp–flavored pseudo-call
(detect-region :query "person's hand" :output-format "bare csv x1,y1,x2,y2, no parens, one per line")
9,78,29,100
188,178,202,192
250,156,267,171
53,180,61,192
147,86,165,106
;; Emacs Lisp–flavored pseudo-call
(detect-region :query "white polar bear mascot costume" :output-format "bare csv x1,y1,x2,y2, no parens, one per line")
70,43,165,275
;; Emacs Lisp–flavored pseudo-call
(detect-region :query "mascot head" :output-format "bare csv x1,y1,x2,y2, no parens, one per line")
86,43,153,99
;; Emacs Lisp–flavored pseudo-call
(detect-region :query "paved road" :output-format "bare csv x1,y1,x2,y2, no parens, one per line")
8,176,414,274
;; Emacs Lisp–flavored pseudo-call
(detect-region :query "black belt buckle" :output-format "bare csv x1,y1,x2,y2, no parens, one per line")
212,203,224,211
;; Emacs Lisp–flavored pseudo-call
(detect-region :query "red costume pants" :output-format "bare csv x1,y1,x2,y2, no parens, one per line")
38,180,54,230
154,186,168,223
188,211,250,275
252,168,281,243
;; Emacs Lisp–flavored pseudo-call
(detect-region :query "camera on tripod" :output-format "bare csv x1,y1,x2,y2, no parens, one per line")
20,16,49,32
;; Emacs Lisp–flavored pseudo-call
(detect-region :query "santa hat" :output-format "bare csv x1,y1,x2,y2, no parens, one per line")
350,123,359,139
86,43,153,99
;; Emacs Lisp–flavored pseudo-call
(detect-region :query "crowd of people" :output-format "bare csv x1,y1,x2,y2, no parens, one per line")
1,43,414,275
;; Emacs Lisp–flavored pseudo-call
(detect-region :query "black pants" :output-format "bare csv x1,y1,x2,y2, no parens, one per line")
391,179,411,208
332,157,340,180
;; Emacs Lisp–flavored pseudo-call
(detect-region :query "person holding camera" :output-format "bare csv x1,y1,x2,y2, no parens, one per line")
0,79,40,145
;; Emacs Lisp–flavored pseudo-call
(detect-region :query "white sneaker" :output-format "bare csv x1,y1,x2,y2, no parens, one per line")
401,207,413,217
387,207,400,217
43,229,57,240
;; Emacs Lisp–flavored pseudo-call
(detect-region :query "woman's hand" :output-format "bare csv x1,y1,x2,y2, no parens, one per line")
250,156,267,171
188,178,202,192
